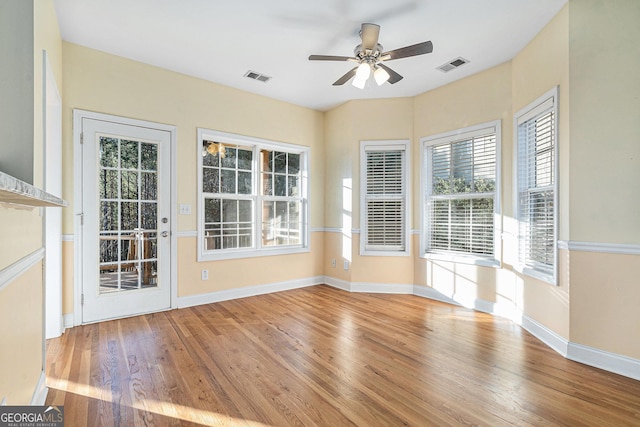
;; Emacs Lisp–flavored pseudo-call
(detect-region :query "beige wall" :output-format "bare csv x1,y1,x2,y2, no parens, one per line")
323,98,413,285
0,0,62,404
0,263,44,404
62,42,324,234
568,0,640,244
61,42,325,307
509,4,571,339
567,0,640,359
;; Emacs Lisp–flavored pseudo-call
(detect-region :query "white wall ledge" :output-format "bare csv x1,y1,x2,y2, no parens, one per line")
0,170,66,208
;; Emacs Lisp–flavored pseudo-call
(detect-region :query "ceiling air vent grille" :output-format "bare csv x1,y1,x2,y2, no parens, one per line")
437,57,469,73
244,70,272,83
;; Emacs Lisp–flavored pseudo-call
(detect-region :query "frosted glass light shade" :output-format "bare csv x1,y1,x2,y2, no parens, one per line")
352,63,371,89
374,67,390,86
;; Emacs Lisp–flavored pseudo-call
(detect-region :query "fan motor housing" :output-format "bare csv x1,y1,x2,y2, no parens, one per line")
354,43,383,62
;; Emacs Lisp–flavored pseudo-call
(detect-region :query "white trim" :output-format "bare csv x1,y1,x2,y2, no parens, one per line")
421,121,501,147
351,282,414,294
420,120,501,263
323,276,351,292
182,228,325,238
63,313,74,330
515,91,557,125
73,109,178,324
197,128,311,262
359,139,411,257
43,50,64,341
557,240,569,250
422,252,500,268
566,240,640,255
30,370,48,406
62,234,74,242
520,314,569,357
567,343,640,381
170,125,179,310
177,276,324,308
513,86,559,286
0,248,44,291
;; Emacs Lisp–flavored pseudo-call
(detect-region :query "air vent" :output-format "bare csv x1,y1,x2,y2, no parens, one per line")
437,57,469,73
244,70,272,83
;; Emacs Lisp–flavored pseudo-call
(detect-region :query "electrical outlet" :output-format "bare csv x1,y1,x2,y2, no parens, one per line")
179,204,192,215
343,260,349,270
331,259,336,268
201,270,209,280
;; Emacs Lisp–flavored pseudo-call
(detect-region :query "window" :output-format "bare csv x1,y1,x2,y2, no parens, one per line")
422,121,500,265
198,129,309,261
360,140,410,256
514,87,558,284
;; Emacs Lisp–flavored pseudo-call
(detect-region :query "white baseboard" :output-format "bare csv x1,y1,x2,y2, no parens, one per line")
63,313,75,330
520,315,569,357
177,276,324,308
30,370,48,406
62,274,640,383
351,282,414,294
567,342,640,381
359,282,639,382
323,276,351,292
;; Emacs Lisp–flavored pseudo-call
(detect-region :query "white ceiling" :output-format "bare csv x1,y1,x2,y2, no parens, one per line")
54,0,567,112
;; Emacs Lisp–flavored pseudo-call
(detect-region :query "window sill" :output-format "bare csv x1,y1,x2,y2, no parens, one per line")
198,245,310,262
360,250,411,257
422,252,499,268
513,264,557,286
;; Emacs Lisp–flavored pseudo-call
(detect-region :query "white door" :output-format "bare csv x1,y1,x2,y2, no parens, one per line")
81,117,171,323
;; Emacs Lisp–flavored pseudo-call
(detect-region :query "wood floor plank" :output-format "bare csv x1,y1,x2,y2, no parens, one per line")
46,285,640,426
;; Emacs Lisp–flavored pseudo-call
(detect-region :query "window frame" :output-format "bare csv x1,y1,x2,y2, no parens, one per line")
359,139,411,257
420,120,501,267
513,87,559,285
197,128,310,261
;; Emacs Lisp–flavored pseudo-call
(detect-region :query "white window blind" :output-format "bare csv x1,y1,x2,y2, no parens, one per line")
361,143,408,254
425,131,497,257
517,102,556,279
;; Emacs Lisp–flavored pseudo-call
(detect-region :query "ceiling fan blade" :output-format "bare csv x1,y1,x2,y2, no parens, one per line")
377,63,403,84
360,23,380,50
309,54,355,61
332,67,358,86
382,41,433,61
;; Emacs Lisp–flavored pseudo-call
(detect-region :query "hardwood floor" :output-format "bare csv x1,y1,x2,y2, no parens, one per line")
46,285,640,426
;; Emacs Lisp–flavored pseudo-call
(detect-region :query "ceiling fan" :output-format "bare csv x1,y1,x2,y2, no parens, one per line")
308,23,433,88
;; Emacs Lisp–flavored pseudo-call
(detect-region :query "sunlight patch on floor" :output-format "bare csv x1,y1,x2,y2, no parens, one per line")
47,377,274,426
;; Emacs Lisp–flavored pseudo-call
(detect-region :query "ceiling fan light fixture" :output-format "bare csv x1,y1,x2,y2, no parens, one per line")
374,66,390,86
309,23,433,88
352,63,371,89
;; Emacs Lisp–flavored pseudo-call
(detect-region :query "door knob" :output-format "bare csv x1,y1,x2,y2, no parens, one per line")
161,231,169,237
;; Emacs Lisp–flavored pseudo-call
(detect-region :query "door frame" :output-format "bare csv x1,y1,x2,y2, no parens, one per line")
43,51,63,338
73,109,178,325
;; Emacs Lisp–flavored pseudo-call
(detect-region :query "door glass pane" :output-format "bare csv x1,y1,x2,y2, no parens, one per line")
100,169,118,199
98,136,159,294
